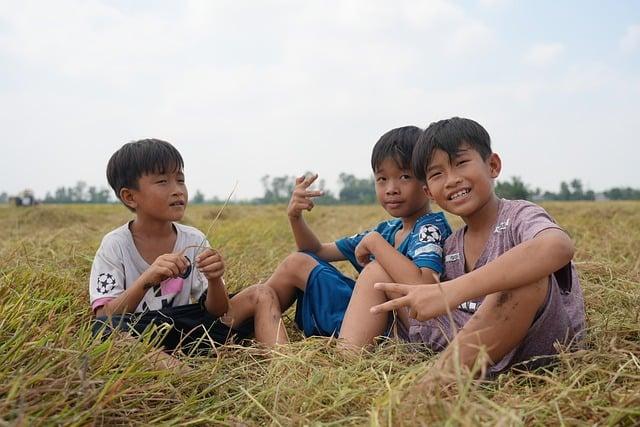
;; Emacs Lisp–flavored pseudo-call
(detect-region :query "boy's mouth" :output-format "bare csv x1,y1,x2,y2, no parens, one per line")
448,189,470,201
170,200,185,207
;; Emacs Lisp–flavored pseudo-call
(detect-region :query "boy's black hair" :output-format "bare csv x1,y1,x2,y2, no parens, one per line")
107,139,184,209
371,126,423,172
412,117,492,181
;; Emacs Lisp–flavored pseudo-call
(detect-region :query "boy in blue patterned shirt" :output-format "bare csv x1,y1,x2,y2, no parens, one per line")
227,126,452,341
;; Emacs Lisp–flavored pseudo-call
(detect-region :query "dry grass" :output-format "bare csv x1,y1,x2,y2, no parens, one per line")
0,202,639,425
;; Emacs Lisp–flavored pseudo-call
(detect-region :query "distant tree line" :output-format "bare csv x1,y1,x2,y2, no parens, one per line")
496,177,640,201
43,181,113,203
3,176,640,205
253,173,375,205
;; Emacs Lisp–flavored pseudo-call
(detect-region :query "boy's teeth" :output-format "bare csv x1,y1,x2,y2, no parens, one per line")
451,189,469,200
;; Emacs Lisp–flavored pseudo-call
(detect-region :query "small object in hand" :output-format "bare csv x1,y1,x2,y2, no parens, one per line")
180,256,192,279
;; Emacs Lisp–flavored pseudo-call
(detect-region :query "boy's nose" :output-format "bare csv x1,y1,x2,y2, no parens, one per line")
385,183,399,195
445,174,462,188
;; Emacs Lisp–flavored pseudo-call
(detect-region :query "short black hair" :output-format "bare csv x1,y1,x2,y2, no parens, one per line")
412,117,492,181
371,126,423,172
107,139,184,208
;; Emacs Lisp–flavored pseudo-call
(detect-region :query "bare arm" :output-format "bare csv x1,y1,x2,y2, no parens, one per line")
370,228,574,320
96,253,189,317
287,174,345,262
444,228,573,306
356,232,438,285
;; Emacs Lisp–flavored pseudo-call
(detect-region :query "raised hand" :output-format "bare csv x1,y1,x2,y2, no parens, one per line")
142,253,191,288
195,248,225,281
287,173,324,219
369,281,460,321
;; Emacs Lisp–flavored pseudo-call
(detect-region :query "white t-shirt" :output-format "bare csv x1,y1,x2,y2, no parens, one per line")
89,222,209,313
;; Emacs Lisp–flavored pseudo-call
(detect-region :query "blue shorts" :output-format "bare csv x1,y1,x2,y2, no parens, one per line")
294,252,356,337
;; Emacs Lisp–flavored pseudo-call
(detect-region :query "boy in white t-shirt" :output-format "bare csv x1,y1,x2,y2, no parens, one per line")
91,139,287,353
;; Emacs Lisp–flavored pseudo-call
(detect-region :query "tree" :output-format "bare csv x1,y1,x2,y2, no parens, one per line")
338,173,376,204
495,176,531,200
191,190,205,204
0,192,7,203
604,187,640,200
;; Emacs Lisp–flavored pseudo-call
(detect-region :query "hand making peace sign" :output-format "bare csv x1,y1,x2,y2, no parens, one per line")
287,173,325,219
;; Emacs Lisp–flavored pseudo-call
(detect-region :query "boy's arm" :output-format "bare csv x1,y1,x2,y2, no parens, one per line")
355,231,438,284
370,228,574,320
288,174,344,262
95,253,190,317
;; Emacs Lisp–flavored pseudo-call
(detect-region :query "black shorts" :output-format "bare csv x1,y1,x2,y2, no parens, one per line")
92,299,253,353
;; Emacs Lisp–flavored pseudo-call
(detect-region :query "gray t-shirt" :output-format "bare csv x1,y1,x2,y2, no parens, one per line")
405,199,586,375
89,222,209,313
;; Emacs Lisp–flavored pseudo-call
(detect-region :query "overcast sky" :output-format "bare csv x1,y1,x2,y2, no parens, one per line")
1,0,639,200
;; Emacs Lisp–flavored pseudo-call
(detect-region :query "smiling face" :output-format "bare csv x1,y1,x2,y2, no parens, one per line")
122,169,188,222
374,157,429,221
424,143,501,220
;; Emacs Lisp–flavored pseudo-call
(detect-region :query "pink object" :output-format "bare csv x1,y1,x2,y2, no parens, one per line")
92,297,114,313
161,277,184,295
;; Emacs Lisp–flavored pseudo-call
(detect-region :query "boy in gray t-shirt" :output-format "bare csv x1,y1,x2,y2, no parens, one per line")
371,117,585,379
91,139,288,354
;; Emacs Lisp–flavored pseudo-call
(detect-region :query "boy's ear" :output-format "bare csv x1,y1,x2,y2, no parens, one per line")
488,153,502,179
423,184,435,201
119,188,137,210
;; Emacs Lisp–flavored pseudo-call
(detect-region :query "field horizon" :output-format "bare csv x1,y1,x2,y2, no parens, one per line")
1,201,639,425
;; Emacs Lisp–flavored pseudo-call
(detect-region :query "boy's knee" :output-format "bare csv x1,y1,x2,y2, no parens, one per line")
279,252,318,280
252,284,279,305
359,261,391,283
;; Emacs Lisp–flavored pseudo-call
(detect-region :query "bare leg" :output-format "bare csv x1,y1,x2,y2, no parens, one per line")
225,252,318,346
262,252,319,311
226,285,289,346
338,261,408,349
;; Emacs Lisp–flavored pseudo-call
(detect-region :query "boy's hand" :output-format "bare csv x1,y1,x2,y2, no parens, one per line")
195,248,225,281
143,253,190,288
287,174,324,219
370,281,460,321
354,232,381,266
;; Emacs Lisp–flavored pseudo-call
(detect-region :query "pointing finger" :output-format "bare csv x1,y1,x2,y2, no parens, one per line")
295,176,305,185
373,282,412,296
304,190,324,198
370,295,412,314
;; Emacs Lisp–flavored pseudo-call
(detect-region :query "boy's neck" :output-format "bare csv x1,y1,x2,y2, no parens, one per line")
462,194,500,234
130,215,176,239
400,203,430,230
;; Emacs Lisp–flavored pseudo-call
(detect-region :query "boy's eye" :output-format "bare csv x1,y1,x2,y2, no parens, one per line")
400,174,412,180
156,179,167,184
375,177,386,182
427,172,442,180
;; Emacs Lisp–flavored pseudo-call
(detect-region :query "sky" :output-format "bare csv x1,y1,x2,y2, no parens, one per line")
1,0,639,200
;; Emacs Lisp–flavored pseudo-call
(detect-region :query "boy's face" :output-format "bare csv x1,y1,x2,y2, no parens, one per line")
374,157,429,220
424,143,500,219
122,169,188,222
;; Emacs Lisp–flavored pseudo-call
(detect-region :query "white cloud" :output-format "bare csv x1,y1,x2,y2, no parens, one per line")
523,42,565,67
523,43,565,67
619,24,640,53
478,0,510,6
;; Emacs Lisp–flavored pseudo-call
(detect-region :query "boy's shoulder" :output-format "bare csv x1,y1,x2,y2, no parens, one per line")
173,222,206,240
100,223,132,247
